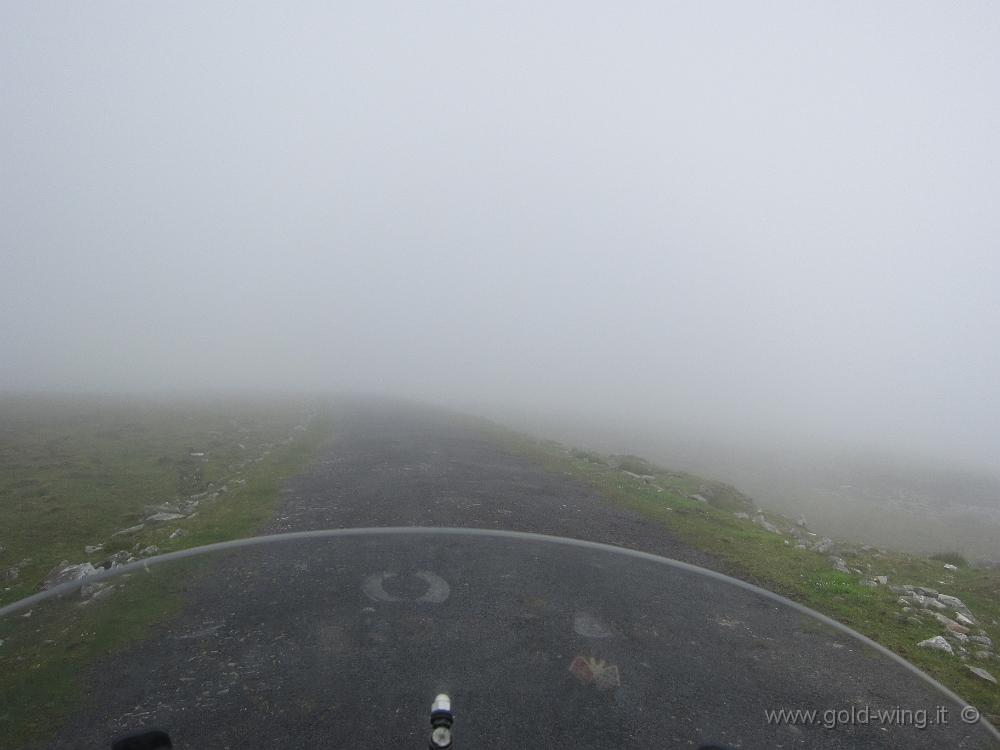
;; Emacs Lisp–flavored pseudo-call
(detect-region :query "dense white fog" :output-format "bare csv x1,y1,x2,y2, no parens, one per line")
3,3,998,482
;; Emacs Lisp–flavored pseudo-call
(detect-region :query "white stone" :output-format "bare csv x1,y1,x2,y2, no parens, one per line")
813,538,835,553
754,514,781,534
938,594,967,610
145,512,186,523
828,556,851,574
917,635,954,655
967,666,997,684
956,612,977,628
112,524,145,536
41,562,97,590
932,613,970,634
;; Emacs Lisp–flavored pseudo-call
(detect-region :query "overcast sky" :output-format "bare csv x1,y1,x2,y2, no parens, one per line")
2,2,998,470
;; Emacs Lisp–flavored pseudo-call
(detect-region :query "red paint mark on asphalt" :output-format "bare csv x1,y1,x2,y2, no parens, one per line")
569,655,621,690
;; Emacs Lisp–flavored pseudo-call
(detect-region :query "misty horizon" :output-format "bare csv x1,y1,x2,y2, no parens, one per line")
3,2,999,476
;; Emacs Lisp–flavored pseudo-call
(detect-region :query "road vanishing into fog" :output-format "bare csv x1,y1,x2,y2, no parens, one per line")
43,401,997,749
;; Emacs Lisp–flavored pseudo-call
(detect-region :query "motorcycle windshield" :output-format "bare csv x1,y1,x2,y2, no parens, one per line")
1,528,997,749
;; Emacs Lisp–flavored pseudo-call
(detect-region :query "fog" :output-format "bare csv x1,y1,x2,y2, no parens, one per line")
3,3,999,489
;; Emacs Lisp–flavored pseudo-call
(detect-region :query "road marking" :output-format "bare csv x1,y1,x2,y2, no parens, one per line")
569,655,621,690
362,571,450,603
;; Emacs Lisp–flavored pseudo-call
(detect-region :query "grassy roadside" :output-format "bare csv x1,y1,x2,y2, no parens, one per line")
0,396,329,607
487,426,1000,727
0,397,334,747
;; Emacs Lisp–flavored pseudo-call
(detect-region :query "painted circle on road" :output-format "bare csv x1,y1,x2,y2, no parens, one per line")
362,570,450,603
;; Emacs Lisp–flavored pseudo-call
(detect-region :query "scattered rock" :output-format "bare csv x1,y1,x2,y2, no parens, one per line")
40,561,97,590
753,514,781,534
3,567,19,583
943,563,959,571
138,545,160,558
860,579,878,588
689,493,709,503
112,524,145,537
813,538,835,554
914,586,939,598
938,594,966,609
794,514,808,528
874,576,888,585
974,650,995,661
828,556,851,574
924,598,947,612
733,512,750,520
84,544,104,555
968,635,994,649
145,512,186,523
80,581,113,599
98,551,135,569
169,528,187,540
967,666,997,684
622,470,657,484
918,636,954,655
932,613,970,634
786,526,809,542
956,612,977,628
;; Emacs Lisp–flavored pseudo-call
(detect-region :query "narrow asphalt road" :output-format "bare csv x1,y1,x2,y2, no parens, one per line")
39,401,997,749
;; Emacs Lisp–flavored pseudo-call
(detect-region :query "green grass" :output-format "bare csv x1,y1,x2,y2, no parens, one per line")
0,560,198,746
487,427,1000,727
0,396,333,747
0,395,329,607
